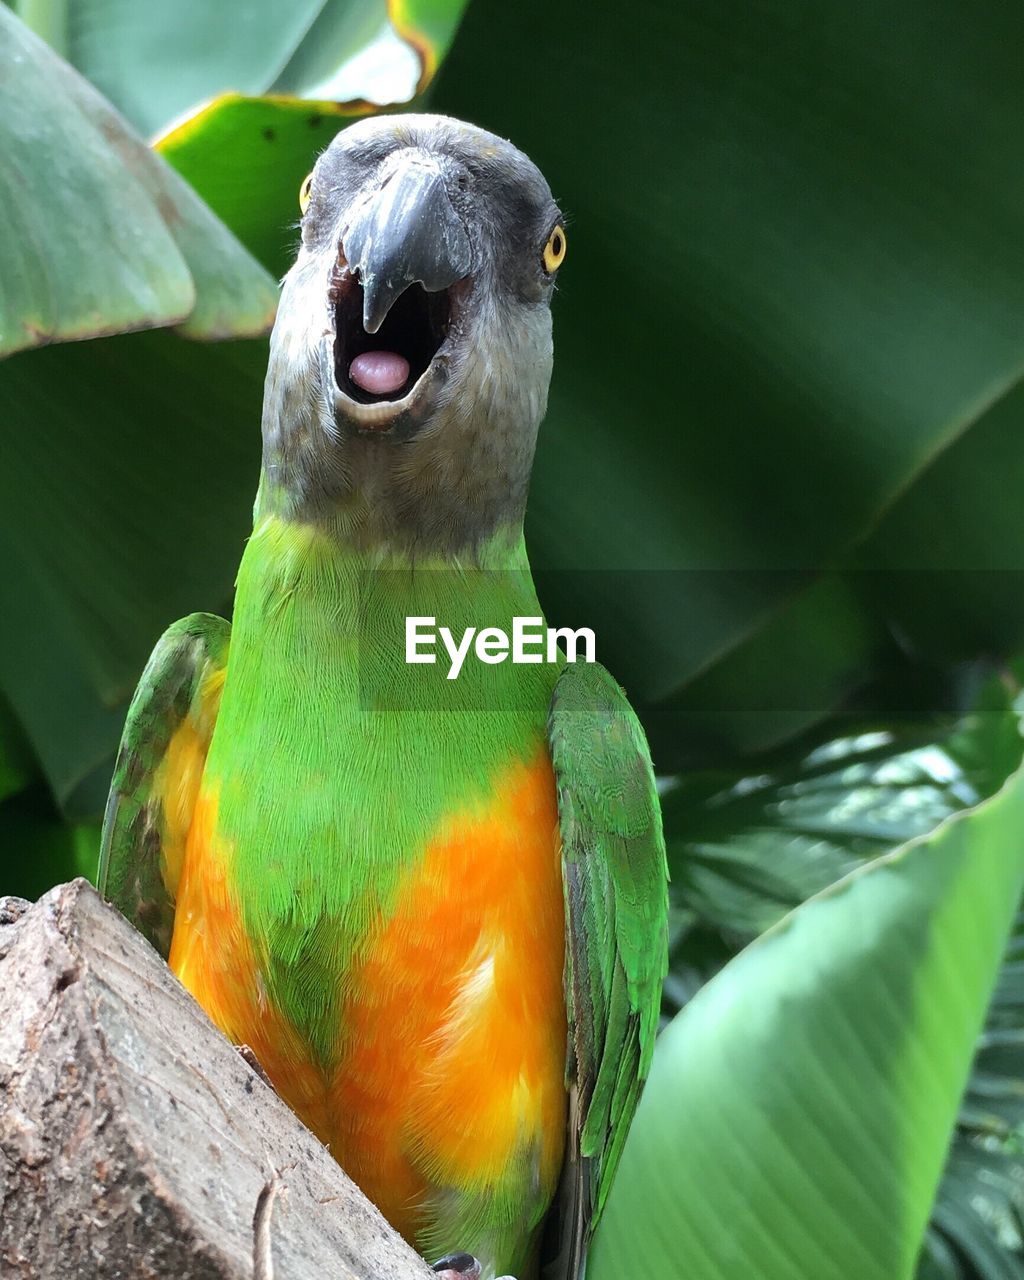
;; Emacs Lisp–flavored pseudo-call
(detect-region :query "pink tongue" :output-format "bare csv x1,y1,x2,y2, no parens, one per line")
349,350,410,396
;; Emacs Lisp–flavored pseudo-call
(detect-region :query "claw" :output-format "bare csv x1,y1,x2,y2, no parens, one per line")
236,1042,274,1090
432,1254,482,1280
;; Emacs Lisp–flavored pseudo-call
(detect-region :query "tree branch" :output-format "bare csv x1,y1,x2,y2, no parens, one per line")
0,879,434,1280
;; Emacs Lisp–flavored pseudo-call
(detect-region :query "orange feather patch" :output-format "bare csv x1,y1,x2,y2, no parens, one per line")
168,754,568,1242
157,665,226,900
330,754,567,1237
169,789,332,1132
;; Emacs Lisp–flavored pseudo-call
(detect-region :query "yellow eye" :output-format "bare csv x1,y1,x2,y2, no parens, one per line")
299,173,313,215
543,224,567,273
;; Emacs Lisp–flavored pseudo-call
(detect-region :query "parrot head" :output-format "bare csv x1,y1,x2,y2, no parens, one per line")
261,114,565,552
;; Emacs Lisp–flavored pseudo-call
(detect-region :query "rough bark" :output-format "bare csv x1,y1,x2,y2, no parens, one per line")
0,879,433,1280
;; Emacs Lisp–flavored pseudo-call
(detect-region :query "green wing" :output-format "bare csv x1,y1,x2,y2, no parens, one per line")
98,612,230,956
545,662,669,1280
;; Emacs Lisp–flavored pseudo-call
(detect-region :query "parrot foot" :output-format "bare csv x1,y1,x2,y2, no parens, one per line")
236,1042,274,1090
431,1254,482,1280
431,1254,517,1280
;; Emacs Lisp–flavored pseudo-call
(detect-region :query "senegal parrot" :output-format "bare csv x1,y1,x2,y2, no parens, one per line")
99,114,668,1280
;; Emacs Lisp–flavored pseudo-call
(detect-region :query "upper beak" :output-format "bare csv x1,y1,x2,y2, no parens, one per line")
341,157,472,335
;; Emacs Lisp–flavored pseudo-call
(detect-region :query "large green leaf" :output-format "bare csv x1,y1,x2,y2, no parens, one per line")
0,330,266,811
852,377,1024,666
662,699,1023,957
604,700,1024,1280
641,573,888,769
427,0,1024,751
0,3,280,811
0,698,35,808
0,5,278,357
13,0,468,143
389,0,465,89
929,905,1024,1280
157,96,372,280
662,685,1024,1280
15,0,386,138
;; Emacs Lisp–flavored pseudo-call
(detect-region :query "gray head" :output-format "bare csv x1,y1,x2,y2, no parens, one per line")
261,114,565,556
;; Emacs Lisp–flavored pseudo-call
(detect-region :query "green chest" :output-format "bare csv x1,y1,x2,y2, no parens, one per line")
201,514,559,1060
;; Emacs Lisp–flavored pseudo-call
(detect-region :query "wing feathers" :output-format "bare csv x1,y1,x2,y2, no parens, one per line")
546,663,669,1280
98,612,230,956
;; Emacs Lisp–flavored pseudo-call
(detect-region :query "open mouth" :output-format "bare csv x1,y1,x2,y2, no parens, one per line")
330,267,453,410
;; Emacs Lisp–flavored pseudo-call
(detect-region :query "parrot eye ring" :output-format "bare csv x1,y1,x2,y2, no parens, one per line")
542,225,566,273
299,173,313,215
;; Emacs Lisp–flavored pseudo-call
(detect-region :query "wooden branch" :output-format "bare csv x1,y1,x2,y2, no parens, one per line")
0,879,434,1280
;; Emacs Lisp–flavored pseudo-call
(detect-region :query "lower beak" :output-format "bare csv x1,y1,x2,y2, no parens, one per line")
342,158,472,334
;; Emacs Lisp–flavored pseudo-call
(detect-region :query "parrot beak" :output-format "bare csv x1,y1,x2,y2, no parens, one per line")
327,153,473,421
342,157,472,335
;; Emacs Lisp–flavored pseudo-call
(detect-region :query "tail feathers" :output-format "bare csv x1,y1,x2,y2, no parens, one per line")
540,1088,594,1280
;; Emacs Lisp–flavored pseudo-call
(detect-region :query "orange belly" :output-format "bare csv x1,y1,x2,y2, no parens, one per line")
169,754,568,1246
